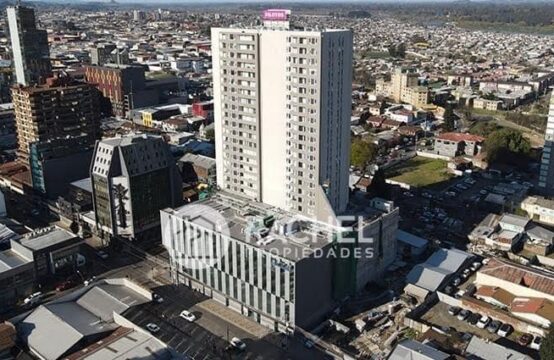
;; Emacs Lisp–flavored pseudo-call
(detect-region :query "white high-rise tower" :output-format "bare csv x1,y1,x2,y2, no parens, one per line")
212,17,352,221
539,93,554,196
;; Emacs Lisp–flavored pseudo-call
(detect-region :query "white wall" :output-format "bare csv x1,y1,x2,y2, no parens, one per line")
260,31,288,210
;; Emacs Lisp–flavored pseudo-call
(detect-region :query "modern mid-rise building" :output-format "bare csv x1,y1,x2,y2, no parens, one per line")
162,193,399,332
539,93,554,196
84,64,156,118
11,76,100,160
29,135,95,199
6,5,51,86
212,24,352,221
90,134,182,243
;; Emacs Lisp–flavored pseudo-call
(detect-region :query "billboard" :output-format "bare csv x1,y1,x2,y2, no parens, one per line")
262,9,290,22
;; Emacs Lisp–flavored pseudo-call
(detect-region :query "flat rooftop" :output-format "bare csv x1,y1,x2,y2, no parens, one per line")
163,192,395,262
0,248,31,273
18,226,79,251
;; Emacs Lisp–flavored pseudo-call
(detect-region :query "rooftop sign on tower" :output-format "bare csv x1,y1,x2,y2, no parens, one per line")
262,9,291,29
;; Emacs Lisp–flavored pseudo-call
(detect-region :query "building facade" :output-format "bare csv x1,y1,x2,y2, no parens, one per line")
11,76,100,160
212,26,352,221
90,134,182,243
29,135,95,199
10,226,84,281
162,193,399,332
0,103,17,150
6,5,51,86
539,93,554,196
84,64,150,118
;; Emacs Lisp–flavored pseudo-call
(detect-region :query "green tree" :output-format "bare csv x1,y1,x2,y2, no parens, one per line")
351,139,376,169
540,324,554,360
469,121,502,137
204,128,215,142
485,128,531,164
443,106,456,131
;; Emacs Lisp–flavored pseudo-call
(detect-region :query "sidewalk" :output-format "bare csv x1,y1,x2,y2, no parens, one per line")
195,299,271,339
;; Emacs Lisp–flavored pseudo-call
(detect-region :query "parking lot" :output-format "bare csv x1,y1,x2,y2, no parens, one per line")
123,284,326,360
393,169,535,250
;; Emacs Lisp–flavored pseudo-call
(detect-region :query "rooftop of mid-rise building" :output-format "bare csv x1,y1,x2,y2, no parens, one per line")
163,191,396,262
12,76,90,94
17,226,79,252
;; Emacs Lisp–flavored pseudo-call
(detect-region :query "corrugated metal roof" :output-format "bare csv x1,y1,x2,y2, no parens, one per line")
389,339,449,360
465,336,532,360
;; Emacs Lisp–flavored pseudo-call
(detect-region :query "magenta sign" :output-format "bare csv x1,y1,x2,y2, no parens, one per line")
262,9,290,21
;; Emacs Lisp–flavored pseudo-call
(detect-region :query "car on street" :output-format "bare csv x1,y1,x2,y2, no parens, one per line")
452,277,462,286
23,292,42,305
56,279,77,292
497,323,513,337
146,323,160,333
477,315,491,329
448,306,461,316
531,336,542,350
179,310,196,322
487,320,502,334
230,337,246,351
153,293,164,303
304,339,314,349
457,309,471,321
96,250,109,260
518,333,533,347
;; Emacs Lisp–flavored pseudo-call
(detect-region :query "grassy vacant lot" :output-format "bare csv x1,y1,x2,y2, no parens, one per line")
386,156,452,188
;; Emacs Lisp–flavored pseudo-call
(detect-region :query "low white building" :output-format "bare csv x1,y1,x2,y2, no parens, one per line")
522,195,554,226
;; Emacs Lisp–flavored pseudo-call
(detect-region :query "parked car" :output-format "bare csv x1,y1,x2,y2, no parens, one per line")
477,315,491,329
96,250,109,260
454,289,465,299
518,333,533,347
444,285,455,295
468,313,481,326
487,320,502,334
179,310,196,322
230,337,246,351
457,309,471,321
56,279,77,292
304,339,314,349
470,261,482,271
146,323,160,333
448,306,461,316
23,292,42,306
452,277,462,286
497,323,513,337
531,336,542,350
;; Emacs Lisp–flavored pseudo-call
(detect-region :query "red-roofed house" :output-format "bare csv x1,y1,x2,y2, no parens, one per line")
434,132,485,158
476,258,554,302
